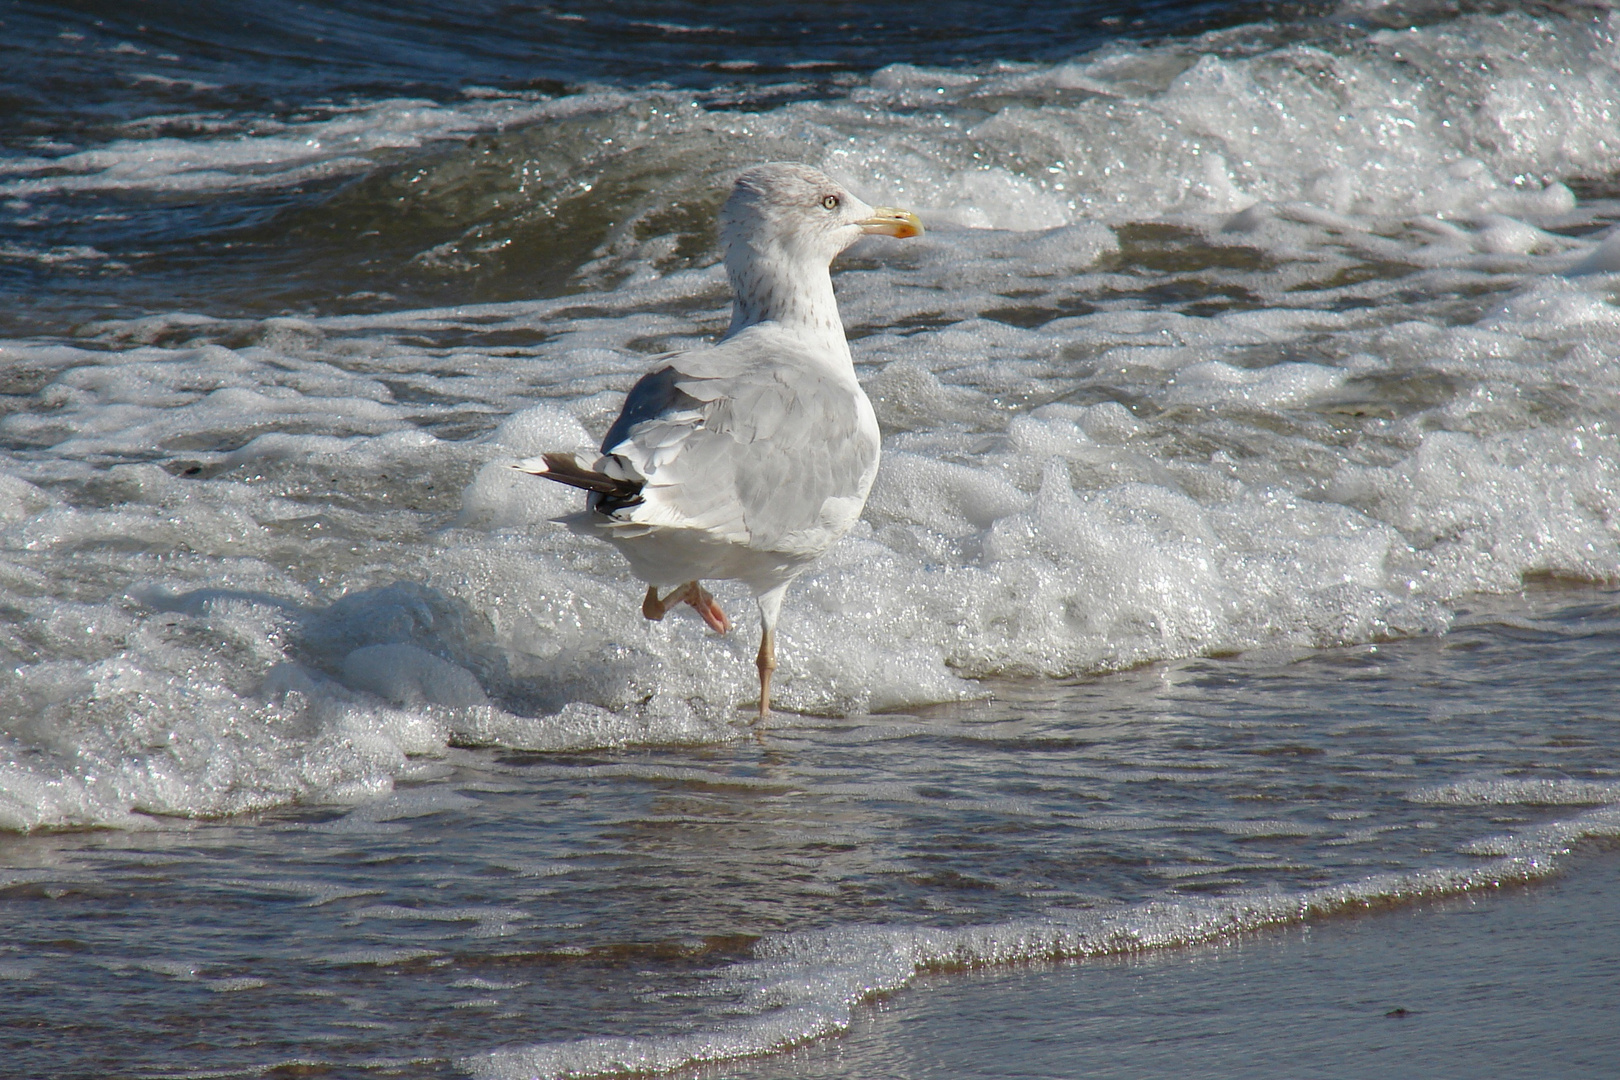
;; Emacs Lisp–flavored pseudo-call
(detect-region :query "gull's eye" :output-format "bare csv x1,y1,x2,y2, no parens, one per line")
821,194,840,210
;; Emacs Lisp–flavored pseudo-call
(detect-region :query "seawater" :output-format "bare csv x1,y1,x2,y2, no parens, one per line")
3,1,1620,1076
5,593,1620,1077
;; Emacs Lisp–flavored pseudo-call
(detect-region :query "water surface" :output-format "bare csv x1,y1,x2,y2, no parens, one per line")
3,0,1620,1075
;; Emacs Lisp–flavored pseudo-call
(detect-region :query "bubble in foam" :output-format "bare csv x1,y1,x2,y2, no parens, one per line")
459,404,594,529
340,644,490,709
1407,778,1620,807
0,96,564,198
1163,360,1345,408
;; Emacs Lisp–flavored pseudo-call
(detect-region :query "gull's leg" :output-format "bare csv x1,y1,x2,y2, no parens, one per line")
756,624,776,721
754,585,788,721
642,584,675,621
642,582,729,634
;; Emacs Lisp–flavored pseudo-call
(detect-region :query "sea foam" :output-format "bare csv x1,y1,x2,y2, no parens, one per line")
2,7,1619,828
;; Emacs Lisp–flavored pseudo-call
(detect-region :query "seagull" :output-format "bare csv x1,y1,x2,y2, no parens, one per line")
513,162,922,718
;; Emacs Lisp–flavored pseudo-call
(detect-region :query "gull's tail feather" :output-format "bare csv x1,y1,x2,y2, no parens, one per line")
511,452,644,501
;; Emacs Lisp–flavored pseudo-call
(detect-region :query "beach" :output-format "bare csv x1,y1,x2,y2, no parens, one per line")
3,1,1619,1075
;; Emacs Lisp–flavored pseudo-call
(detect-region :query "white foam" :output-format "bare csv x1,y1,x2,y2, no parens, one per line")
340,645,490,708
0,94,565,197
321,947,442,967
790,10,1619,230
459,404,596,529
4,233,1619,822
4,8,1620,828
1407,778,1620,807
1162,360,1345,408
1564,225,1620,276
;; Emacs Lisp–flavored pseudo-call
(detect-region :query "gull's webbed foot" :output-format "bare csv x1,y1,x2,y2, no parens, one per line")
684,584,731,634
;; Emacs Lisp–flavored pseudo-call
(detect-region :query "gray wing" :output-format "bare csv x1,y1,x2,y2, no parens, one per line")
598,333,879,551
600,365,697,454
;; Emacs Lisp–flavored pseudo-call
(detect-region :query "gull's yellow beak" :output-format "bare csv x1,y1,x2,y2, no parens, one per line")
858,207,924,239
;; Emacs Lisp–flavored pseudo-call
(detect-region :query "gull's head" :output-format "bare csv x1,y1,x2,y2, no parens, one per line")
720,162,922,274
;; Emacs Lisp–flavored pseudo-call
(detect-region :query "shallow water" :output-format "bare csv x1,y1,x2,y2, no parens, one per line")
4,0,1620,1075
6,584,1620,1078
728,852,1620,1080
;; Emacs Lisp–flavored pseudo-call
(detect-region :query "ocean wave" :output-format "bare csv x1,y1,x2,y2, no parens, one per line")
2,6,1619,828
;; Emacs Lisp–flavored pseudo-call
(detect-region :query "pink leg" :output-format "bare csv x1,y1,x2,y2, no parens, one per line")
683,584,731,634
641,582,730,634
755,623,775,720
641,585,670,621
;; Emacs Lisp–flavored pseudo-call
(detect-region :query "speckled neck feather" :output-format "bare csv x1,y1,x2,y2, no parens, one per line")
724,246,847,360
718,163,868,367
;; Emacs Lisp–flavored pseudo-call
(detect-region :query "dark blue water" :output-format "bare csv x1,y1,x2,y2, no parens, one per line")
1,0,1309,333
4,1,1274,128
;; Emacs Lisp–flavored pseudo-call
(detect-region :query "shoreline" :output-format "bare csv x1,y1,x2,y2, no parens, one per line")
718,851,1620,1080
